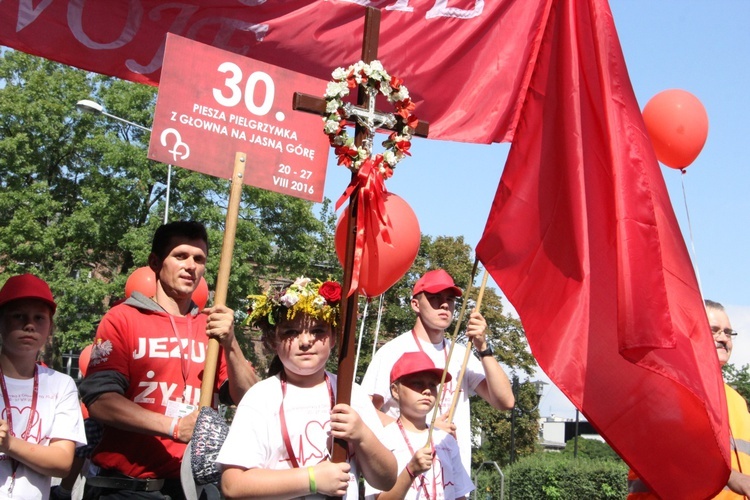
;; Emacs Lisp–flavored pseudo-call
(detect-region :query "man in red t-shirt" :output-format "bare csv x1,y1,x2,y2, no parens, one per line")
80,221,257,499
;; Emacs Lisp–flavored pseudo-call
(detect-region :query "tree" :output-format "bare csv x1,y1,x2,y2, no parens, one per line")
0,50,338,366
723,363,750,402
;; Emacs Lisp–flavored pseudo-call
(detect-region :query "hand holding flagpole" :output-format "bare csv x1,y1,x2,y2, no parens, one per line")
446,270,489,424
425,262,482,446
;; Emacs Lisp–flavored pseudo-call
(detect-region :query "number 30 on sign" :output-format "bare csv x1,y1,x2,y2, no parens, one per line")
149,34,330,203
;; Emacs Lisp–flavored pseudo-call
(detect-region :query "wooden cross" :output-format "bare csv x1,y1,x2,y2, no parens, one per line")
292,6,428,465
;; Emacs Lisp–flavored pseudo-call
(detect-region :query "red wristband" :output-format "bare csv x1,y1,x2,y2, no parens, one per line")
405,465,416,479
172,417,182,441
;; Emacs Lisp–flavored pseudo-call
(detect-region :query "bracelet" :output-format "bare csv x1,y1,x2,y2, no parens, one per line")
307,466,317,494
405,465,416,480
171,417,182,441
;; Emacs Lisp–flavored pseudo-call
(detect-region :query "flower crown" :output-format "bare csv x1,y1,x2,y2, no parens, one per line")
323,60,417,179
245,277,342,328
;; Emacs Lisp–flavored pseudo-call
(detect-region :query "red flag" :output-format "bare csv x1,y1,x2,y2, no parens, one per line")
0,0,548,144
476,0,730,497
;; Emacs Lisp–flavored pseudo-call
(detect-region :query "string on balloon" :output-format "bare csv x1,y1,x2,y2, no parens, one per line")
643,88,708,298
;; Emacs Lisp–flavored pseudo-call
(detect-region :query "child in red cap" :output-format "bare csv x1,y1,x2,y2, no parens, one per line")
375,351,474,499
0,274,86,499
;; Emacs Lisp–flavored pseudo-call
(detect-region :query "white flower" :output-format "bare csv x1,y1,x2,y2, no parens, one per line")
392,87,409,102
293,276,311,288
331,134,348,146
325,81,348,99
324,119,340,135
369,60,384,73
326,100,341,113
312,296,326,308
280,291,299,308
332,67,347,80
383,150,398,166
352,61,366,74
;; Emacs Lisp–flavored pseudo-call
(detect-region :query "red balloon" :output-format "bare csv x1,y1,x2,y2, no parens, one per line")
335,192,420,297
125,266,156,298
642,89,708,169
124,266,209,308
78,344,93,377
193,276,209,309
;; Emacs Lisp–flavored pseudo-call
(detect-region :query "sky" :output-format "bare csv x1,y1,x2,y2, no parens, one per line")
321,1,750,420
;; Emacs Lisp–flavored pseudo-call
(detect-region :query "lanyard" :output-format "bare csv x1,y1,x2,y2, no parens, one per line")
411,330,450,408
397,418,437,500
279,372,335,468
0,364,39,497
167,313,193,399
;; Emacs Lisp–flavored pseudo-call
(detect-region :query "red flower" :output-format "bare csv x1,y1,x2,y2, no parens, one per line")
334,145,357,167
395,139,412,156
390,75,403,91
405,113,419,129
319,282,342,304
395,98,416,119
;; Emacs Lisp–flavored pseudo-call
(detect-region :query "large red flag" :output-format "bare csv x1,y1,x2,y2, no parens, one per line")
476,0,730,497
0,0,549,144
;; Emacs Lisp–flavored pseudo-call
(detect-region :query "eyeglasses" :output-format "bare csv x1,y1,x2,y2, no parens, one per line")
711,326,738,337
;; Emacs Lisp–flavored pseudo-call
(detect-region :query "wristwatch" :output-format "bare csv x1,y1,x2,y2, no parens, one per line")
477,346,494,358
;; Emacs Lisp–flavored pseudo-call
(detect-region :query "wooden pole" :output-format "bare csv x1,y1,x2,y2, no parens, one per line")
331,6,381,465
446,270,489,423
199,152,246,408
426,259,479,444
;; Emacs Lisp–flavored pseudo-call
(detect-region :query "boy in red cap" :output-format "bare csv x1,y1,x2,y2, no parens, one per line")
0,274,86,499
375,351,473,499
362,269,514,477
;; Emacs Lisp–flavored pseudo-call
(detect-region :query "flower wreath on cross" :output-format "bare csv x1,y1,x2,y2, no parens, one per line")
323,60,418,180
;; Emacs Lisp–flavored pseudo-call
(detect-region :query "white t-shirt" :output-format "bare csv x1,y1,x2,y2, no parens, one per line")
217,372,389,499
0,366,86,500
379,422,474,500
361,331,485,475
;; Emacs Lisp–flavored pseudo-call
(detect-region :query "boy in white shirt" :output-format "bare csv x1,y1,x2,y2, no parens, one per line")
376,351,474,500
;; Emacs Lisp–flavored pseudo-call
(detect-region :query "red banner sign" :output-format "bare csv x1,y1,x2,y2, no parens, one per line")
148,34,329,202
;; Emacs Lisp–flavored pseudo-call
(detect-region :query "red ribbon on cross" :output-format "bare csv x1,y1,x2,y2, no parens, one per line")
336,157,393,296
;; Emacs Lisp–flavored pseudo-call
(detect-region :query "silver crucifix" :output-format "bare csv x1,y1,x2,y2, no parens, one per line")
342,87,397,158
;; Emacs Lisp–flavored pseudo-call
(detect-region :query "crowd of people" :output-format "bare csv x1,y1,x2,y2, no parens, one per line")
2,219,748,499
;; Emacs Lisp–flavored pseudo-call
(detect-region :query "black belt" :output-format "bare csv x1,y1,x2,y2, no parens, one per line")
87,473,165,492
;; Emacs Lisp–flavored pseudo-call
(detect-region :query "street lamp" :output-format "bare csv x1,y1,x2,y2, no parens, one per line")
509,375,547,464
76,99,172,224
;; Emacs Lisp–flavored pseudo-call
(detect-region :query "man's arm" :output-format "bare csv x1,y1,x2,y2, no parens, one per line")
87,391,187,438
80,371,199,442
727,470,750,496
466,311,515,410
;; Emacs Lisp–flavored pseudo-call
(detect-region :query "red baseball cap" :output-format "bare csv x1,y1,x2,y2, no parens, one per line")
0,274,57,314
412,269,462,298
390,351,452,385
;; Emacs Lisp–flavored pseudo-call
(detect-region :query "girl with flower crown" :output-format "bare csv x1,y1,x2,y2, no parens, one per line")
217,277,396,499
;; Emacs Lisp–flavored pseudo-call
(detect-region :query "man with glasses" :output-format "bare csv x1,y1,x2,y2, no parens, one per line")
628,300,750,499
361,269,515,478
